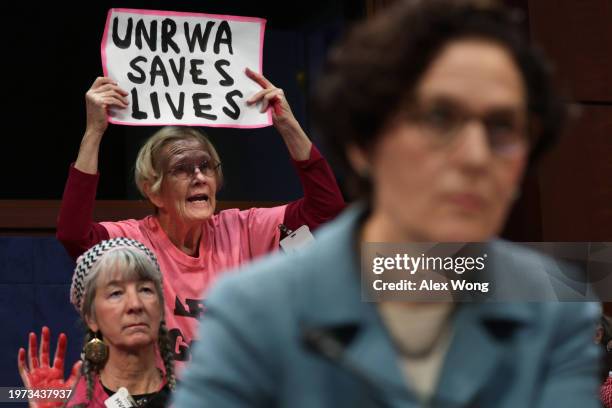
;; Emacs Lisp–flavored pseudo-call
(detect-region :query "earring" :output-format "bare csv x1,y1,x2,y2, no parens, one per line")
84,332,108,365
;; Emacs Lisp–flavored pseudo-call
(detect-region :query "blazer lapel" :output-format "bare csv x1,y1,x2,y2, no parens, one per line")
297,205,418,406
341,305,421,407
433,304,532,407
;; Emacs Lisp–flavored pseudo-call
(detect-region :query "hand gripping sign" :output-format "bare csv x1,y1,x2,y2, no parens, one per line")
102,8,270,128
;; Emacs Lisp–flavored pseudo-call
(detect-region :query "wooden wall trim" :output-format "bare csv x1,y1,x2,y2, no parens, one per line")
0,200,285,234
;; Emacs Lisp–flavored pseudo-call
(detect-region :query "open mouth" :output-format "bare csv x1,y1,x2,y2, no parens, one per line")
187,193,210,203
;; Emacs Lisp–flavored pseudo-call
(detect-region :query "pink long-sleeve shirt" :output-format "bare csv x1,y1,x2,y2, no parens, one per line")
57,144,345,372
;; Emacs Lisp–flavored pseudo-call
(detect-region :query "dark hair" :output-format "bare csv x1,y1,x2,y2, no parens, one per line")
602,315,612,344
312,0,566,198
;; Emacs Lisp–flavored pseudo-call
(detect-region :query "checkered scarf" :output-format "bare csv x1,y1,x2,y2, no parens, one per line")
70,238,160,312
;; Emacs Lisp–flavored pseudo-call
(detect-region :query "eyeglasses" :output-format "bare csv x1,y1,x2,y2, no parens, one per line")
406,100,530,157
167,159,221,180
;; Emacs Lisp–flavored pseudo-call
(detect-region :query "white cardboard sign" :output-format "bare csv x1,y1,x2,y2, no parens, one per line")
101,8,271,128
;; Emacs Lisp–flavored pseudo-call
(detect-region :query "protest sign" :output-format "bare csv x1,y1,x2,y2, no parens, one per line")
101,8,270,127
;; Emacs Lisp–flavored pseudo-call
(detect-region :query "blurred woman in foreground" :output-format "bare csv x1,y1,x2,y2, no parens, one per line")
173,0,600,407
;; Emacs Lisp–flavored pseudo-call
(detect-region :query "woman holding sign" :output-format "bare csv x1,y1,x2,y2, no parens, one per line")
56,68,345,370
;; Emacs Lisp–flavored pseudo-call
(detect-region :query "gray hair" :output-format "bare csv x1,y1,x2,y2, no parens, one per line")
71,238,163,314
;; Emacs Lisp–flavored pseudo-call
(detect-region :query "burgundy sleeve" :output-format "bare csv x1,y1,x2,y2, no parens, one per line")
56,164,109,260
283,144,346,232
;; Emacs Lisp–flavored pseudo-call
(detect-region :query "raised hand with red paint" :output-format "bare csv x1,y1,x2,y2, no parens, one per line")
245,67,313,161
18,326,82,408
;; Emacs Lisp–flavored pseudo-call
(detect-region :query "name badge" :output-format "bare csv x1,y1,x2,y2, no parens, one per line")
280,225,315,253
104,387,134,408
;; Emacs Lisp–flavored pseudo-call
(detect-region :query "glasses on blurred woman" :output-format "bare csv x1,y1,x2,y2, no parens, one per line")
406,97,529,157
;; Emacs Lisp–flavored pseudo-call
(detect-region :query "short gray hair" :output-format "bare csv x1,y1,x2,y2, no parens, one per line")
134,126,223,200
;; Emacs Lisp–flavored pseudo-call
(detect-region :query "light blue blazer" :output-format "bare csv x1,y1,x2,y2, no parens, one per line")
173,205,600,407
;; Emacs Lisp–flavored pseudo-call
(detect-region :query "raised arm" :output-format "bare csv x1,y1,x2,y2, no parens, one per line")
56,77,128,259
245,69,345,231
245,68,311,161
